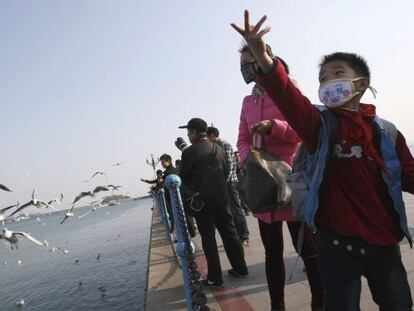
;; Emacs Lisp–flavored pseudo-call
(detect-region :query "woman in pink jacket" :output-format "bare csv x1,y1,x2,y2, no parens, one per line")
237,44,325,311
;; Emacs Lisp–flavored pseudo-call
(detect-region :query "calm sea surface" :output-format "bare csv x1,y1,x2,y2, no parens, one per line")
0,198,153,311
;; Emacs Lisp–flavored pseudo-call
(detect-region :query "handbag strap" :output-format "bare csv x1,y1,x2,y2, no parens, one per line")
252,133,263,149
251,97,265,150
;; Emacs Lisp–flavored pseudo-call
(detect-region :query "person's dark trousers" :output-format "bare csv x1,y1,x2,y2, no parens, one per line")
258,220,325,310
227,182,249,241
185,212,196,237
195,204,248,283
165,200,175,233
316,228,413,311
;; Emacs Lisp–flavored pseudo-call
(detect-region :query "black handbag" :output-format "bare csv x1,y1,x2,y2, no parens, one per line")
242,97,293,215
244,146,292,213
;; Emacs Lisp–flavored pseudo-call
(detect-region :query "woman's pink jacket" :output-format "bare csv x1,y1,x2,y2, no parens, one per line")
237,94,301,223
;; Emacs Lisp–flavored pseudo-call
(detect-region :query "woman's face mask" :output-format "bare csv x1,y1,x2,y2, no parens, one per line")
318,77,364,108
240,61,257,84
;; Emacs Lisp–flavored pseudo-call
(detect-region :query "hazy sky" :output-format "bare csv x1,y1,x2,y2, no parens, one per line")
1,1,414,212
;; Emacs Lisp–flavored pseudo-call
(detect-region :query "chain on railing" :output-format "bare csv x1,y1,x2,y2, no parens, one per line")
155,188,172,243
165,174,209,311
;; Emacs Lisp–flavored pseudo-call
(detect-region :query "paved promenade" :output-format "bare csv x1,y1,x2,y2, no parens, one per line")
145,194,414,311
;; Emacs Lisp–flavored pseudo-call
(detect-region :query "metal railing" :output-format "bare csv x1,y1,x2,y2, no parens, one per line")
165,174,209,311
155,188,171,243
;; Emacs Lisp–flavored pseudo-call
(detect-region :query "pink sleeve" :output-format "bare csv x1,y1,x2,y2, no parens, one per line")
257,61,320,153
237,98,251,164
269,119,300,143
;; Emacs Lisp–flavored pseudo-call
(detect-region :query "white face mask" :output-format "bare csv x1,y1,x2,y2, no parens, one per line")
318,77,377,108
318,78,362,108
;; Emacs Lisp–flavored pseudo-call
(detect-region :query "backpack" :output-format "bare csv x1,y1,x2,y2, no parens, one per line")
287,110,398,222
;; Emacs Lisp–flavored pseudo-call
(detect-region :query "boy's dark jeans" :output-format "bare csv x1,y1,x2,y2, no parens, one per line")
316,228,413,311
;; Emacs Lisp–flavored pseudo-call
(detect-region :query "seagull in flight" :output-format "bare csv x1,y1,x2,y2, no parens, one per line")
0,228,46,249
48,193,64,206
72,186,109,205
60,205,75,224
91,171,106,179
83,171,108,183
107,184,122,193
56,246,69,254
113,162,126,167
0,183,12,192
0,202,19,221
9,190,57,217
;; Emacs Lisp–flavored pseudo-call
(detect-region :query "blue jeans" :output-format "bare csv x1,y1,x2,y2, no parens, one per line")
316,228,413,311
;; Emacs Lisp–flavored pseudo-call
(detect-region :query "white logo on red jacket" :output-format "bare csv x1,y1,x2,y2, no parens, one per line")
333,144,363,159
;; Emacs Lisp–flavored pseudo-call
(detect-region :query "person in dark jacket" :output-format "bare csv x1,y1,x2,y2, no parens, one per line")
179,118,248,288
207,126,250,246
141,169,164,195
160,153,196,237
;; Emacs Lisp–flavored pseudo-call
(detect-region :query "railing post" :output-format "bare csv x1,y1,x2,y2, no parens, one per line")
165,174,209,311
156,188,171,243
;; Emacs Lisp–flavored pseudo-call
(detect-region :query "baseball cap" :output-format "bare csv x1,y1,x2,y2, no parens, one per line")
178,118,207,133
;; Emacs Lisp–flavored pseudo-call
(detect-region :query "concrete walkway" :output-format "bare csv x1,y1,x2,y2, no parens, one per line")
145,194,414,310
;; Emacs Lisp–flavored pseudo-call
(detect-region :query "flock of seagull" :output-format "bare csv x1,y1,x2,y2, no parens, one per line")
0,164,128,250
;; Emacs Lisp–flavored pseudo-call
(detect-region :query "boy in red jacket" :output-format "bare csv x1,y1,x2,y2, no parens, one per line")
232,10,414,311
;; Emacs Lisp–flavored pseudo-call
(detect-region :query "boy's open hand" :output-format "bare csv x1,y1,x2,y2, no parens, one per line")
231,10,274,73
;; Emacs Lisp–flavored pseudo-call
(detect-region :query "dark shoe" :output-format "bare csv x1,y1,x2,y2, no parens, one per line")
228,268,249,278
201,279,224,288
312,308,325,311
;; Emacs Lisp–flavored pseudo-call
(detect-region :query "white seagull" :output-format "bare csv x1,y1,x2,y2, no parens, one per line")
113,162,126,167
107,184,122,193
91,171,106,179
56,247,69,254
0,228,46,249
60,205,75,224
9,190,56,217
0,202,19,221
48,193,64,206
82,171,107,183
72,186,109,205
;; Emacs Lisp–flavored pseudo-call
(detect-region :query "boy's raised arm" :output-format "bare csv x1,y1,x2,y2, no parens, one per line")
231,11,274,74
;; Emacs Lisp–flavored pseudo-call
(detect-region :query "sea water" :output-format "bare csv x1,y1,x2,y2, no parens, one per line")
0,198,153,311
